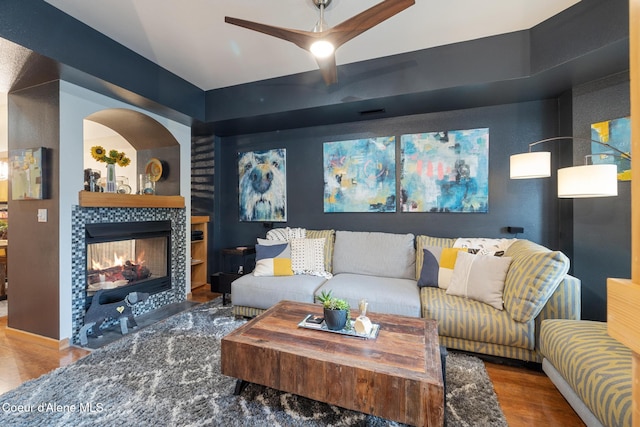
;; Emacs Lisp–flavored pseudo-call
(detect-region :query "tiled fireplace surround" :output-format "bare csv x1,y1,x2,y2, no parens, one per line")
70,205,187,345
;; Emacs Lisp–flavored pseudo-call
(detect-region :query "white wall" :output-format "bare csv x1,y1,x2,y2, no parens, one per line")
83,121,138,191
59,81,191,340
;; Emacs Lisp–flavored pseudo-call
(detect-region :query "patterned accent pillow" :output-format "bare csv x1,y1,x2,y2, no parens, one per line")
417,246,467,289
306,229,336,273
415,235,456,280
289,238,331,278
257,238,286,246
253,243,293,276
468,248,505,256
454,237,516,252
266,227,306,241
503,240,570,322
446,251,512,310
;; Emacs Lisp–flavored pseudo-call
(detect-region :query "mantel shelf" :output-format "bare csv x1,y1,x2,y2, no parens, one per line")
78,191,185,208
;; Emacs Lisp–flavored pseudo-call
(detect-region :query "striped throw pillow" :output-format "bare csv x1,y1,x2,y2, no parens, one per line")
503,240,570,322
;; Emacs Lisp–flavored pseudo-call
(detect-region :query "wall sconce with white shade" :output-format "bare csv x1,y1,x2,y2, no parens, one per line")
509,136,631,198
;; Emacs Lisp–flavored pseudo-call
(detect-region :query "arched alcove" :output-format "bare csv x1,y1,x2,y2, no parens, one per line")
85,108,179,150
83,108,181,196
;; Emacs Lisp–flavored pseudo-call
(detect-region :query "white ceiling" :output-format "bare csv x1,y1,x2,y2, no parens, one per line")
46,0,580,91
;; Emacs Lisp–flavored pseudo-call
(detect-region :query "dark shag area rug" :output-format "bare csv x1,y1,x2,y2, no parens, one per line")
0,299,507,426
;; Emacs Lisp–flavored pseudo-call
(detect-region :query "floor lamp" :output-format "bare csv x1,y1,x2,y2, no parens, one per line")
509,136,631,198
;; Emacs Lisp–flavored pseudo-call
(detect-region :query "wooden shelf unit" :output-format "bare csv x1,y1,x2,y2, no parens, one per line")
191,216,210,291
78,191,185,208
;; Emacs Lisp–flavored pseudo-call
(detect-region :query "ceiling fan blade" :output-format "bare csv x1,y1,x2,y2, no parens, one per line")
225,17,318,51
326,0,415,48
315,53,338,85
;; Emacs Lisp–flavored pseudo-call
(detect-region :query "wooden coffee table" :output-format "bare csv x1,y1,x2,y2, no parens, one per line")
221,300,444,427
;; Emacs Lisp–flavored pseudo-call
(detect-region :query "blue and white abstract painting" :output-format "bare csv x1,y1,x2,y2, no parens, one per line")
591,117,632,181
323,137,396,213
401,128,489,213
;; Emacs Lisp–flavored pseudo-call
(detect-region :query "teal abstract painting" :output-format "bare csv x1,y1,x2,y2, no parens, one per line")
401,128,489,213
323,137,396,213
591,117,631,181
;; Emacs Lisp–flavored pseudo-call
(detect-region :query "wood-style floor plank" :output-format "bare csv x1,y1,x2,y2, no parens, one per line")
0,287,585,426
485,361,585,426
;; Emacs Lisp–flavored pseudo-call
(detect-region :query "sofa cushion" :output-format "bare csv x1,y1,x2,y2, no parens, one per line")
232,274,327,309
415,235,456,279
446,251,512,310
540,320,632,427
418,246,467,289
316,273,421,317
503,239,570,323
306,229,336,273
421,286,535,350
332,231,415,279
253,243,293,277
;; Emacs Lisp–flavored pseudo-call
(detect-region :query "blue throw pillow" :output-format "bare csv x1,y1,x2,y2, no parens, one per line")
418,248,439,287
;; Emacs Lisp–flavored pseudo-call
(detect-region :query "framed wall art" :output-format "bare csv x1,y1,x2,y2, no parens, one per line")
323,136,396,213
591,116,631,181
238,148,287,222
10,147,48,200
401,128,489,213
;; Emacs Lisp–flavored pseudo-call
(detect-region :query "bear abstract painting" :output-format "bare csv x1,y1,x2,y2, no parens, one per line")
323,137,396,213
238,149,287,222
401,128,489,213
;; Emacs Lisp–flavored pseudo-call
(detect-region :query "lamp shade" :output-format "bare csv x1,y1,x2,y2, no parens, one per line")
557,164,618,198
510,152,551,179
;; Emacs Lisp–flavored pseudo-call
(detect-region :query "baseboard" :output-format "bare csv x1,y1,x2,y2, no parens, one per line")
5,326,70,350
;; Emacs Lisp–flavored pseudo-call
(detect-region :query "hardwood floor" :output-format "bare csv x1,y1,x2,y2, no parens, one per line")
0,287,585,426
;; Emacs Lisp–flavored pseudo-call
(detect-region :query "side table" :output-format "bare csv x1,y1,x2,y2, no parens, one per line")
211,246,255,305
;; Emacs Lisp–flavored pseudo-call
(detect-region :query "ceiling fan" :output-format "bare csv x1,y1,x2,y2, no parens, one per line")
225,0,415,85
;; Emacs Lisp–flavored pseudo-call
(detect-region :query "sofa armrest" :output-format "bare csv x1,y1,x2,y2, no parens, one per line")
535,274,581,351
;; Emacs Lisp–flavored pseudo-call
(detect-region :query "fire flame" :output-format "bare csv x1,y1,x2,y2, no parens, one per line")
91,252,128,270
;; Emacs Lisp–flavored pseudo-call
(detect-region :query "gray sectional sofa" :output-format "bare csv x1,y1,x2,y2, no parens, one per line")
231,229,580,363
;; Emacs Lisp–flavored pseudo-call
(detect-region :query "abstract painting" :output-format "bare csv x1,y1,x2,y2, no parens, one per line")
238,148,287,222
323,137,396,212
591,117,631,181
401,128,489,213
10,147,47,200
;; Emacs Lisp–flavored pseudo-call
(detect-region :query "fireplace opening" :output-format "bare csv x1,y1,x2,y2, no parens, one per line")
85,220,171,308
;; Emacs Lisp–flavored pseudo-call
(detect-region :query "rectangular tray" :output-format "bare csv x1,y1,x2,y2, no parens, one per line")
298,315,380,339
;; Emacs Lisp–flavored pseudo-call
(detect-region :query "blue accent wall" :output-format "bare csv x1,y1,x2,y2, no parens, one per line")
213,99,560,260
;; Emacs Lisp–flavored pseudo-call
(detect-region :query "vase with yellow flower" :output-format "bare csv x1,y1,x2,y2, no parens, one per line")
90,146,131,193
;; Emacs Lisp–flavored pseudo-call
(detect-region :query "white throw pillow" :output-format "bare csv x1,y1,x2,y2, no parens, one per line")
453,238,516,253
446,251,512,310
289,238,330,277
257,238,287,246
266,227,306,241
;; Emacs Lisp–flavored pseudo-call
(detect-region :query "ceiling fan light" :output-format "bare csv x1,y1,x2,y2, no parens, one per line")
310,40,334,58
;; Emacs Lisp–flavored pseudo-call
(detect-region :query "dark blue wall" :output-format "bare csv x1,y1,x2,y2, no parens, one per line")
214,77,631,323
213,99,560,265
571,73,631,321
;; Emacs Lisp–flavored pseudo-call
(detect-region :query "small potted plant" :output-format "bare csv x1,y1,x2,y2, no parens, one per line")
317,290,350,331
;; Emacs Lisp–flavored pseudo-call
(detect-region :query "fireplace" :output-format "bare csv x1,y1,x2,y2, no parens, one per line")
71,206,186,345
85,220,171,308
